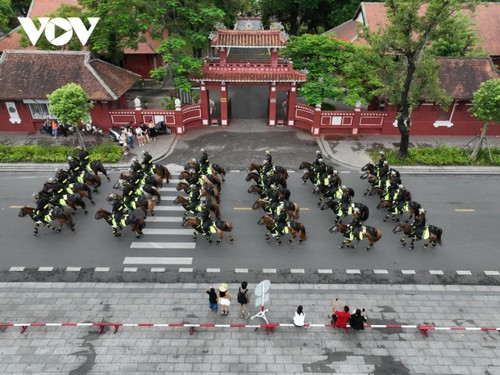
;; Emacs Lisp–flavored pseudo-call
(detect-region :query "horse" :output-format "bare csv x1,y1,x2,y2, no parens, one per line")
173,196,221,220
181,216,234,244
176,181,190,193
392,221,443,250
201,184,220,203
320,200,368,223
37,190,88,215
119,172,163,189
245,172,287,188
184,160,226,182
377,199,420,222
178,170,221,191
107,193,156,217
252,198,300,220
94,208,146,238
329,221,382,251
298,161,316,184
43,181,95,205
248,162,289,179
153,164,172,183
18,206,75,234
141,184,161,203
90,160,110,181
79,171,101,193
360,162,377,180
257,214,306,244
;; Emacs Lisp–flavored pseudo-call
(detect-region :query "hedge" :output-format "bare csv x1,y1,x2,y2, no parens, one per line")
0,142,122,163
369,145,500,166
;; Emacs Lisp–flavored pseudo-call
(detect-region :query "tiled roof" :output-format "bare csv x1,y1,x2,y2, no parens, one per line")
196,63,306,83
345,2,500,56
210,30,288,48
324,20,360,42
437,57,500,100
0,50,140,101
29,0,79,17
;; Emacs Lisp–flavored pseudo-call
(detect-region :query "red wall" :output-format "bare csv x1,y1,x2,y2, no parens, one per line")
122,54,162,79
0,99,127,133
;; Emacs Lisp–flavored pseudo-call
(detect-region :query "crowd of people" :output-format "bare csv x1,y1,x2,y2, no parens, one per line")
119,120,158,156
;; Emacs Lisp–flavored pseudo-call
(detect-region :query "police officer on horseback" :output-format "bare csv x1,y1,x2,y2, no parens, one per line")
345,208,363,242
77,146,91,172
198,148,209,175
33,192,51,224
142,150,153,175
265,150,273,166
199,206,213,236
411,208,426,239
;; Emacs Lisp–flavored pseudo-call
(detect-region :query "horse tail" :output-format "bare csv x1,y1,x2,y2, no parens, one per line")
435,227,443,246
376,229,383,241
295,205,300,220
301,224,307,241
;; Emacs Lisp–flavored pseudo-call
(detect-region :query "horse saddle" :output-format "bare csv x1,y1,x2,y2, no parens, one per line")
214,220,231,232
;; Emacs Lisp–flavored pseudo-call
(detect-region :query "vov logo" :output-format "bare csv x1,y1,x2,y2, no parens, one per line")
18,17,100,46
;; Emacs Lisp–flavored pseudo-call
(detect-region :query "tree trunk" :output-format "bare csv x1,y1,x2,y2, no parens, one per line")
469,121,489,162
289,8,299,36
75,127,85,150
397,60,417,158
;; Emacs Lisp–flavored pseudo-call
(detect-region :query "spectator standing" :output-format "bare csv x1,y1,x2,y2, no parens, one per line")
349,308,367,331
141,122,151,144
237,281,251,319
148,120,157,141
51,120,59,138
218,283,232,316
206,285,218,312
331,298,351,329
293,305,305,327
135,126,144,147
120,130,128,156
127,127,135,149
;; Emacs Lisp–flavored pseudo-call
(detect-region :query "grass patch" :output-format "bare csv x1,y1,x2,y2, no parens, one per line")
0,142,122,163
369,145,500,166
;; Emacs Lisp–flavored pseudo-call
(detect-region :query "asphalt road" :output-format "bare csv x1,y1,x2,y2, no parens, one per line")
2,166,499,276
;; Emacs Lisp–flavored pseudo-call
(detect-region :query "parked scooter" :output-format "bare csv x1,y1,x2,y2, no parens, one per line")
39,120,75,137
155,120,172,135
81,121,104,137
109,126,127,143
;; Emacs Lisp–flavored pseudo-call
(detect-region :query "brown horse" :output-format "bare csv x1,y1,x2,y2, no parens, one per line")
106,193,156,217
252,198,300,220
257,214,307,244
201,184,220,203
18,206,75,234
298,161,316,184
329,221,382,251
90,160,111,181
247,184,291,201
94,208,146,238
245,172,287,188
36,190,87,215
43,181,94,205
173,196,221,220
249,162,289,179
178,170,221,191
176,181,190,193
377,199,419,222
119,172,163,188
392,221,443,250
184,160,226,182
153,164,172,183
182,216,234,244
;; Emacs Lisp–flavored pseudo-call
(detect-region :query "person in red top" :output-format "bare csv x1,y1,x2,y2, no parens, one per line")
330,298,350,328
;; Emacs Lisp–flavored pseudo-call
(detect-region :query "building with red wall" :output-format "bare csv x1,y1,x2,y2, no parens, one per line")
0,50,140,132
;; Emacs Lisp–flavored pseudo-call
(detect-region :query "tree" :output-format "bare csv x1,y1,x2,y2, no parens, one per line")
79,0,160,64
48,83,93,149
18,5,84,51
150,35,202,92
365,0,479,158
0,0,14,33
260,0,321,35
468,79,500,162
281,34,382,106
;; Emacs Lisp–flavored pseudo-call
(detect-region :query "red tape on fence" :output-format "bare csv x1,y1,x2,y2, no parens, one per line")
2,322,499,336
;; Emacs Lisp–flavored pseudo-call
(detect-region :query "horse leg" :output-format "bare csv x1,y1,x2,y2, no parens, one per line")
339,239,346,249
409,238,415,250
424,242,429,248
113,227,121,237
400,237,407,247
265,231,271,242
276,235,282,245
229,233,234,243
216,232,223,244
33,222,40,235
383,212,390,222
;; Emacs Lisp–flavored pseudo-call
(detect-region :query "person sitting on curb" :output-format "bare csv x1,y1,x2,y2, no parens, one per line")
349,308,368,331
330,298,350,329
293,305,305,327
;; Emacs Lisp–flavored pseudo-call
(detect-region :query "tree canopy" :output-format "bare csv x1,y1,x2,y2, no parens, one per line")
0,0,15,33
364,0,479,158
468,78,500,161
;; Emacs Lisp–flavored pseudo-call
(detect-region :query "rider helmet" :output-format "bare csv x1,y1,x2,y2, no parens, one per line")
131,157,139,164
190,157,196,163
67,156,74,162
77,145,82,150
189,184,197,189
46,177,55,183
379,151,385,156
341,185,347,190
383,160,388,166
270,184,276,189
418,208,426,215
316,150,321,155
201,148,207,154
262,160,268,164
266,150,271,155
398,184,405,189
332,169,338,175
317,158,323,163
142,150,149,155
390,170,397,176
353,207,360,213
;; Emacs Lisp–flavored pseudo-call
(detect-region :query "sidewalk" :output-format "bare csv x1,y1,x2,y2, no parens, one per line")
0,282,499,374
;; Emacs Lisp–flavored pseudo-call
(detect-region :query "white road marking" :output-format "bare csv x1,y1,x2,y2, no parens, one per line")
142,229,193,235
455,209,475,212
290,269,305,273
179,268,193,272
429,270,444,275
457,270,472,275
38,267,54,272
207,268,220,273
151,268,165,272
373,269,388,274
130,242,196,249
66,267,81,272
229,170,240,172
346,269,361,274
9,267,25,272
340,171,351,174
484,271,500,276
159,187,179,192
235,268,248,273
123,257,192,265
401,270,416,275
145,217,183,223
318,269,333,274
263,268,277,273
153,206,185,211
95,267,110,272
124,267,138,272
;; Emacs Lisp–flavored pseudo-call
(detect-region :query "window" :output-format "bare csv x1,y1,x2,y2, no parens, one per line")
23,100,55,119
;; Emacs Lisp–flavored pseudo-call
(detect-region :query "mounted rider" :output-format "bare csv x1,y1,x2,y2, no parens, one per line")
77,145,91,172
265,150,273,166
335,187,353,222
67,156,82,178
377,151,386,170
142,150,154,175
130,157,145,175
411,208,427,239
199,206,213,236
344,208,364,242
198,148,210,175
32,192,51,224
390,185,408,217
376,160,389,188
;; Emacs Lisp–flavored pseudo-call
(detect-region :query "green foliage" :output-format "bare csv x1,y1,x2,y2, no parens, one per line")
369,145,500,166
154,35,203,92
0,0,15,33
281,34,383,106
162,96,176,110
18,5,84,50
48,83,93,127
469,79,500,124
0,143,121,163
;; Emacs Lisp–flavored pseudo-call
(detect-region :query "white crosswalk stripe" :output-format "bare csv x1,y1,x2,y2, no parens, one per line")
122,175,197,266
